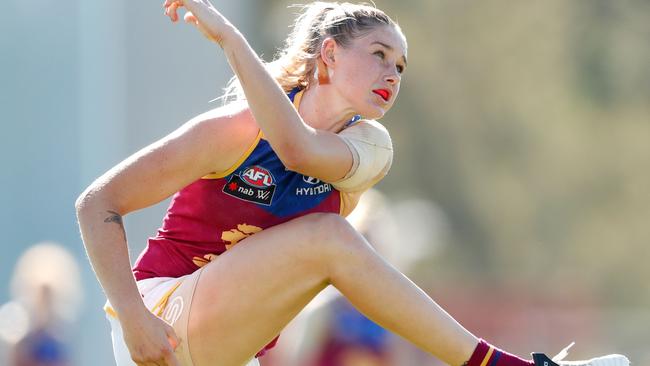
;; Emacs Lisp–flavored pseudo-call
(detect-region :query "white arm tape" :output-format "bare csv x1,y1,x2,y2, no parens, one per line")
332,120,393,192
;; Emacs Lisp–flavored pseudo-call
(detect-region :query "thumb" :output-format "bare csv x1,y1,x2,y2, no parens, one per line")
164,323,181,351
184,12,198,25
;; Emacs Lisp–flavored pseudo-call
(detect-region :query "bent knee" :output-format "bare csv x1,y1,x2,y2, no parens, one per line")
298,213,370,257
299,212,356,239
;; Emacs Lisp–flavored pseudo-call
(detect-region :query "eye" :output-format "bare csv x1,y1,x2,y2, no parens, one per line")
396,65,404,74
373,50,385,59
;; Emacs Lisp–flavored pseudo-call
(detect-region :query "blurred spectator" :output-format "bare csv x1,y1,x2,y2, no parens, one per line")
0,243,82,366
10,285,70,366
311,295,391,366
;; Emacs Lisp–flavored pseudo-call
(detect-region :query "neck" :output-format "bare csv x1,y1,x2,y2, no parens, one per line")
298,85,357,132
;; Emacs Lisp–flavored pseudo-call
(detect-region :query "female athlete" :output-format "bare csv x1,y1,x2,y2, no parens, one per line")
75,1,630,366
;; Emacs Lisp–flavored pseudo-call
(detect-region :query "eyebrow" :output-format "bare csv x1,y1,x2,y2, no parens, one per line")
371,41,408,67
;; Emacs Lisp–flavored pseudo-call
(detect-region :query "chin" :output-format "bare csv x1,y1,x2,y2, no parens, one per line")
366,111,385,120
361,105,388,120
351,103,381,120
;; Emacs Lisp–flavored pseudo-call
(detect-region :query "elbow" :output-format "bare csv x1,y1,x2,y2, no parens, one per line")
75,184,118,218
75,186,98,218
75,188,89,214
278,142,308,172
75,189,94,244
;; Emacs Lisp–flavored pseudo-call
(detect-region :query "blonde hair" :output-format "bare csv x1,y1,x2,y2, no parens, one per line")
220,2,402,104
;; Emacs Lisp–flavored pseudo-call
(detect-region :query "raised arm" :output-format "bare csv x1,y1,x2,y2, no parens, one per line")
75,105,258,365
166,0,355,183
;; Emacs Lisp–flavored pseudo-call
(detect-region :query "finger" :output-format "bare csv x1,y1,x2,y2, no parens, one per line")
149,358,167,366
168,2,180,22
133,351,163,366
164,324,180,351
179,0,208,21
163,0,178,14
134,360,156,366
164,3,172,19
164,351,181,366
183,13,210,38
150,357,165,366
171,2,179,22
183,12,198,25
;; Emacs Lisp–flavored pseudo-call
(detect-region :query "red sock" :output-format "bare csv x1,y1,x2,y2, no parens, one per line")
465,339,534,366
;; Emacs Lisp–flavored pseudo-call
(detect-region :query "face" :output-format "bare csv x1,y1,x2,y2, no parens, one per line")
326,25,408,119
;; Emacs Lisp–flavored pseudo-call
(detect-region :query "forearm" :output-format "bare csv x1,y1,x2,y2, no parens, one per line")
76,194,148,321
222,32,314,164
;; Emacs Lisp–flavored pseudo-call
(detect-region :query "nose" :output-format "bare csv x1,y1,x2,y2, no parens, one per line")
384,69,400,86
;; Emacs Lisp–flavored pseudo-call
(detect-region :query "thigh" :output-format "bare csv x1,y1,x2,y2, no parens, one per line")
186,213,347,366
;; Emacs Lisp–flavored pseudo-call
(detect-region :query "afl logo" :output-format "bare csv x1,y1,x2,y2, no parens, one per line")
302,175,321,185
241,166,274,188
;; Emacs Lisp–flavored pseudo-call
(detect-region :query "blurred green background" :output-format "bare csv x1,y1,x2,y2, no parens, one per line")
1,0,648,365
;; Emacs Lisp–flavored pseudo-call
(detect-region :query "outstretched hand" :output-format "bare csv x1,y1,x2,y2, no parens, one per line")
163,0,238,47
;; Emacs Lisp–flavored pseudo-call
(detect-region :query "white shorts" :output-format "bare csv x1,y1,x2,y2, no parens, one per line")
105,273,260,366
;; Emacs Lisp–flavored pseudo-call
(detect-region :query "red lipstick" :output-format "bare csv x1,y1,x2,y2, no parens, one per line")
373,89,391,102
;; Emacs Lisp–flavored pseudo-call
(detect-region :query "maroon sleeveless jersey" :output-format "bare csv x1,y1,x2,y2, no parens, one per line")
131,130,343,280
131,89,359,356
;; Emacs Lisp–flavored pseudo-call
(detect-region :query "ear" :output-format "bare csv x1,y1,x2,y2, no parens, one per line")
319,37,337,68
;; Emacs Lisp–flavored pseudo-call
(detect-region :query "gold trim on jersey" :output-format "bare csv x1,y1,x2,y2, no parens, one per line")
292,89,305,110
202,130,264,179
